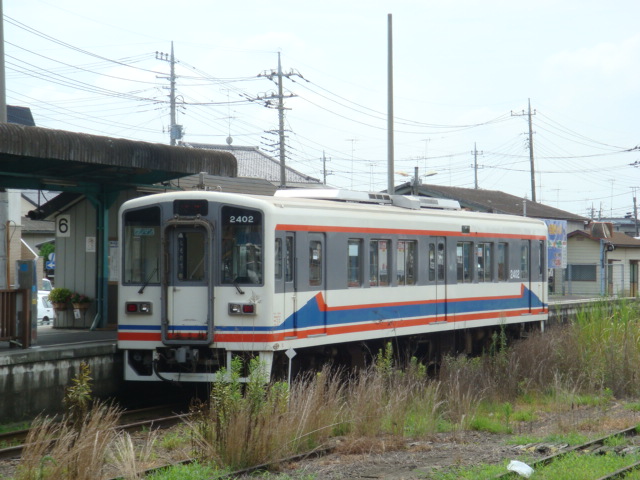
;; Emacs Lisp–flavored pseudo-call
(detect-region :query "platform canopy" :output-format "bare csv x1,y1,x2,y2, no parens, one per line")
0,123,237,193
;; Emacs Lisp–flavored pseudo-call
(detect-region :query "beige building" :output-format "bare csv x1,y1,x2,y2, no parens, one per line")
567,222,640,297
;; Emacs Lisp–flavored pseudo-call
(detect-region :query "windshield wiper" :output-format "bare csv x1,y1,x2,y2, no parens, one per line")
138,268,158,294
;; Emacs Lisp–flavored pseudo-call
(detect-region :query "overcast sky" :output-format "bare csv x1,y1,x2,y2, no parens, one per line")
5,1,640,219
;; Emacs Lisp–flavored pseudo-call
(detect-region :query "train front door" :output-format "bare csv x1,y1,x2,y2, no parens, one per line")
162,221,213,344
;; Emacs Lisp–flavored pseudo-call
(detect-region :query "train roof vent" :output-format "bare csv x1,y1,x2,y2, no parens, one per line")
274,188,460,210
390,195,460,210
275,189,393,204
418,197,461,210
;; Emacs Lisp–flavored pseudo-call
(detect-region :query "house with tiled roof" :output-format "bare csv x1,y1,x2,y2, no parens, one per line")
181,143,321,187
393,182,588,232
567,222,640,297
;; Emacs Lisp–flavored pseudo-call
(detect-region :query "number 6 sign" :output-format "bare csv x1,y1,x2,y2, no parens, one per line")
56,214,71,237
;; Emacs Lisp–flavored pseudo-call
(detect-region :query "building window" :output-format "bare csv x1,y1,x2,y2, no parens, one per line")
567,264,597,282
370,239,390,286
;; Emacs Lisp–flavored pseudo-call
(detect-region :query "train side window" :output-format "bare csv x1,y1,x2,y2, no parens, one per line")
275,238,282,280
437,242,445,281
428,244,436,282
497,242,508,282
369,239,390,286
539,240,545,277
348,239,363,287
285,236,294,283
309,240,323,286
456,241,473,283
521,241,530,278
397,240,417,286
477,242,492,282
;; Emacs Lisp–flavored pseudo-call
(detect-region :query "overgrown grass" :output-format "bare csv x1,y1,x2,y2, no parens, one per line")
144,461,229,480
12,300,640,479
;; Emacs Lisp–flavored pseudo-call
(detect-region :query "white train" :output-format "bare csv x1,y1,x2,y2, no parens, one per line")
117,189,548,382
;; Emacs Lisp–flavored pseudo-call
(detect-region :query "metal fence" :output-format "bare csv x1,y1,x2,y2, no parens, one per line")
550,264,628,298
0,289,31,348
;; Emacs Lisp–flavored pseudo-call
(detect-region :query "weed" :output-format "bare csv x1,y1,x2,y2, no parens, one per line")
63,361,93,428
145,461,226,480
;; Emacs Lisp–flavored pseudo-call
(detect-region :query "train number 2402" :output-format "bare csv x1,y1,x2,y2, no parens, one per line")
229,215,255,224
509,269,521,279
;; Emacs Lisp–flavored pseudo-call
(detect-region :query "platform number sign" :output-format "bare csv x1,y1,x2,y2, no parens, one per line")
56,214,71,237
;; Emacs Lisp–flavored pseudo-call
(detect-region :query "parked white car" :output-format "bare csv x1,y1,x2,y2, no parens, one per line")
41,278,53,291
37,290,54,325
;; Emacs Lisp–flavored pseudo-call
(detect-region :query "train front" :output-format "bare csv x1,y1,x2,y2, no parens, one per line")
117,193,274,382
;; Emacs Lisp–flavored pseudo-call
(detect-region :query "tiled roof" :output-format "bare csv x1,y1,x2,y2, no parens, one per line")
21,217,55,233
8,105,35,126
394,182,587,221
569,227,640,248
182,143,320,184
21,190,60,208
170,175,278,196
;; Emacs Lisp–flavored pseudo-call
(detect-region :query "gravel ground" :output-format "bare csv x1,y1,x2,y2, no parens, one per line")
2,402,639,479
242,402,640,479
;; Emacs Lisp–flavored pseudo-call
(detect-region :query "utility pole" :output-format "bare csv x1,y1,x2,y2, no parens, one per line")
156,42,182,146
471,142,483,189
322,151,329,185
633,188,639,237
258,53,304,188
0,0,7,289
511,98,537,202
387,13,395,195
346,138,357,189
412,166,420,196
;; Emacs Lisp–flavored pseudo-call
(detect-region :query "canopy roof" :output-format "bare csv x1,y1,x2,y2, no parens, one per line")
0,123,237,194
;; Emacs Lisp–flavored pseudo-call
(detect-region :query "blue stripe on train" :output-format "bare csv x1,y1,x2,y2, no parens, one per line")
282,286,543,330
121,286,543,334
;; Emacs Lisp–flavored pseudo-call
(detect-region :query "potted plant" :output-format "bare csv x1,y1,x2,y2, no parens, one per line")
70,292,92,310
48,287,73,310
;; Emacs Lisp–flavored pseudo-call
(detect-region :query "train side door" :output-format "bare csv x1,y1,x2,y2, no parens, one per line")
308,233,327,335
162,221,213,344
433,237,447,322
521,240,532,313
283,232,297,338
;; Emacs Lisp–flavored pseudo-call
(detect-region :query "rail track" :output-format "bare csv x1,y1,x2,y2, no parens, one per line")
4,408,640,479
496,425,640,479
0,404,186,462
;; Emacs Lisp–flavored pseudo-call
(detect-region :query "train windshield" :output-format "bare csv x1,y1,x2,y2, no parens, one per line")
122,206,161,285
221,206,263,284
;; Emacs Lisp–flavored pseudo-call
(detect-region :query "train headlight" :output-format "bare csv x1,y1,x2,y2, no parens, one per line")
126,302,152,314
229,303,256,315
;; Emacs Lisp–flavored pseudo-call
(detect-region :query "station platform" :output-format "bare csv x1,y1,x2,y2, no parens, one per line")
0,323,116,354
1,324,121,423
